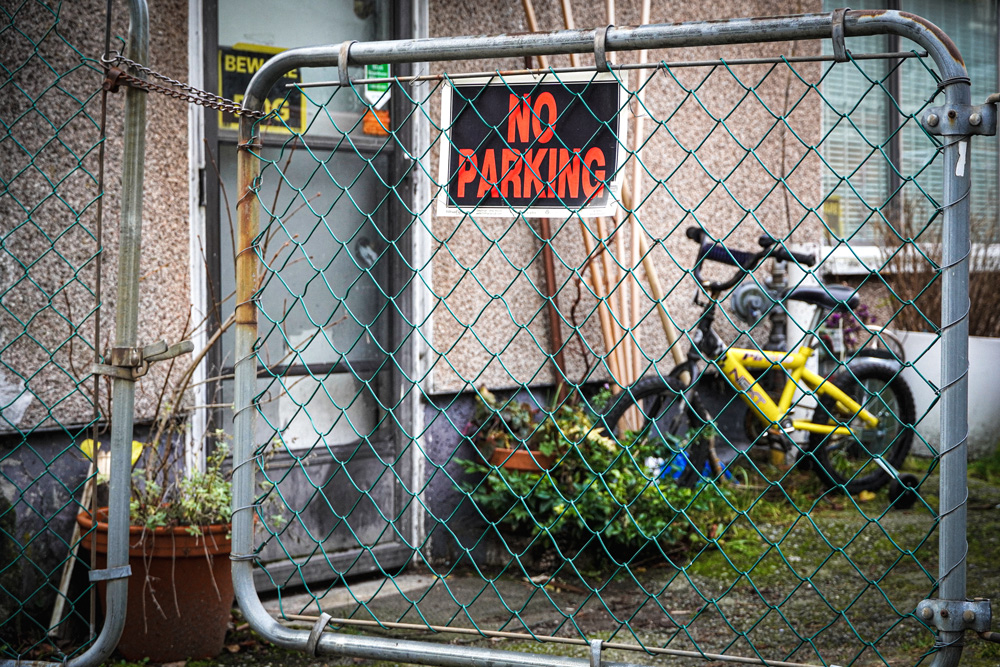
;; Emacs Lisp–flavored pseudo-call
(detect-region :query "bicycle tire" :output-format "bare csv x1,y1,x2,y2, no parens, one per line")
853,326,906,364
807,361,915,493
602,375,707,487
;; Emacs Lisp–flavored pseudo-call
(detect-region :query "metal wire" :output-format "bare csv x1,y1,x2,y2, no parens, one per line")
1,0,111,661
235,40,968,667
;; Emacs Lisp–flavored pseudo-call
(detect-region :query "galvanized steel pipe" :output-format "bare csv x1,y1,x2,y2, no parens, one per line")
1,2,152,667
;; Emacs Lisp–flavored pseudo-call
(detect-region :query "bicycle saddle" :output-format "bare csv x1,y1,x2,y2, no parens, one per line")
783,284,860,310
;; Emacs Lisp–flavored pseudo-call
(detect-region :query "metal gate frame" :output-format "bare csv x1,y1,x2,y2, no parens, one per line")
0,0,148,665
232,10,979,667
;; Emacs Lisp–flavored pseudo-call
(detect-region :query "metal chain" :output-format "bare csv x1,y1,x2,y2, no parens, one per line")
102,52,267,118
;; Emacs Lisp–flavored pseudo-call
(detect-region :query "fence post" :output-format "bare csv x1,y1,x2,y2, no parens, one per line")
933,75,972,667
0,2,149,665
70,1,148,665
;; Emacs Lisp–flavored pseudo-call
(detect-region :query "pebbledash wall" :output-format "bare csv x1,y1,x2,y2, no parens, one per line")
0,0,190,634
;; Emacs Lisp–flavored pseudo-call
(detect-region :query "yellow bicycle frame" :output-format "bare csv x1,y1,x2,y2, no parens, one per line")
720,346,879,436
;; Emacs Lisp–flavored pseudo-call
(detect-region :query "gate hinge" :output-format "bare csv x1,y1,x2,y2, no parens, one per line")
916,598,991,633
921,104,997,136
92,339,194,380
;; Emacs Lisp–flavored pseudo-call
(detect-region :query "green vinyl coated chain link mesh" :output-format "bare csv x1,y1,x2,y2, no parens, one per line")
235,37,970,667
1,0,105,660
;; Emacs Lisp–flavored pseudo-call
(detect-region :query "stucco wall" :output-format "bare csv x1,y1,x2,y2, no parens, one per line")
426,0,823,395
0,0,191,433
0,0,191,645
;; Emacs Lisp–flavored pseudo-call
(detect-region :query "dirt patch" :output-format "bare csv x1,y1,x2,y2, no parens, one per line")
111,462,1000,667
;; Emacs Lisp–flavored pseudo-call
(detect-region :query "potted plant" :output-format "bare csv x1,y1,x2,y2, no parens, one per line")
468,387,556,472
460,388,721,559
76,430,234,663
64,145,315,661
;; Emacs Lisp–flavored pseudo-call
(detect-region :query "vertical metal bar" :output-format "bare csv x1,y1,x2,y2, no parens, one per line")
0,6,147,664
231,108,267,634
74,1,147,665
934,81,972,667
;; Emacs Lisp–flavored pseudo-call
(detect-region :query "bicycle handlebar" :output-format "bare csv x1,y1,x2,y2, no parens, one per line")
686,226,817,292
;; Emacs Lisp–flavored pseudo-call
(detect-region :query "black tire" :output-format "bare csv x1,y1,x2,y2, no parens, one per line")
808,362,915,493
602,376,707,487
889,473,920,510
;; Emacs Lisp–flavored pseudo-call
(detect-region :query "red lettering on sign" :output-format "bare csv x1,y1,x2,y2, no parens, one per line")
582,147,606,199
544,147,558,198
521,149,546,198
531,92,557,144
456,149,478,198
499,149,522,199
557,149,581,200
477,149,500,198
507,95,532,144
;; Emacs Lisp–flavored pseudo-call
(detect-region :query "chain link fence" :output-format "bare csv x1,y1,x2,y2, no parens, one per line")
234,13,976,665
1,0,107,660
1,5,984,667
230,12,981,667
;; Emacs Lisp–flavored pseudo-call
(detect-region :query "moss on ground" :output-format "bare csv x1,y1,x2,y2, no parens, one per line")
102,459,1000,667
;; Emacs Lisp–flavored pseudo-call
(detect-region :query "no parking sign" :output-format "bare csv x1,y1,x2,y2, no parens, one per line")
438,72,627,217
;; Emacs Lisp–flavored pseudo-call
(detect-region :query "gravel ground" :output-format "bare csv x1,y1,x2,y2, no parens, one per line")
106,469,1000,667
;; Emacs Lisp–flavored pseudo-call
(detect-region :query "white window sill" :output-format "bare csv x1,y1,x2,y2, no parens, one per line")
819,244,883,277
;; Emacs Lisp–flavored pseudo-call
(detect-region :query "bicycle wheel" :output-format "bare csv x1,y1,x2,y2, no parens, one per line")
808,362,915,493
602,376,707,487
860,326,906,364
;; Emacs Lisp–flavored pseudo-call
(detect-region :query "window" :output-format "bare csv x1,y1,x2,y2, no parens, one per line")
820,1,998,243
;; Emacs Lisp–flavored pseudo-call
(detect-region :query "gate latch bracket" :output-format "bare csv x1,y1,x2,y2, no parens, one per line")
92,339,194,380
916,598,991,633
922,103,997,136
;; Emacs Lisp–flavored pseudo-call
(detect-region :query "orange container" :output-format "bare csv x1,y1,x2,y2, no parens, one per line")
363,108,390,136
488,447,555,472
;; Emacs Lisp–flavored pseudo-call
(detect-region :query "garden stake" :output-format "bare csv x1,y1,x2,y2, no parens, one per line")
627,0,652,385
579,218,623,387
559,0,580,67
518,0,548,69
539,217,569,401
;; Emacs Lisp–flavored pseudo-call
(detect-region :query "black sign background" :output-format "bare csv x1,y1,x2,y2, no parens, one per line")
219,44,304,132
445,79,622,212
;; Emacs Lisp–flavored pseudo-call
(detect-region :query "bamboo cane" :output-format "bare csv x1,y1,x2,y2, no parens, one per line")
559,0,580,68
637,234,687,369
628,0,652,385
539,217,569,400
624,182,690,385
597,216,629,388
551,0,627,394
519,0,548,69
47,459,95,638
520,0,567,398
612,212,634,389
579,219,623,387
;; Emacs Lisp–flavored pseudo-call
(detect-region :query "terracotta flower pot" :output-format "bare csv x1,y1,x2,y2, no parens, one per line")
77,508,233,663
488,447,555,472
